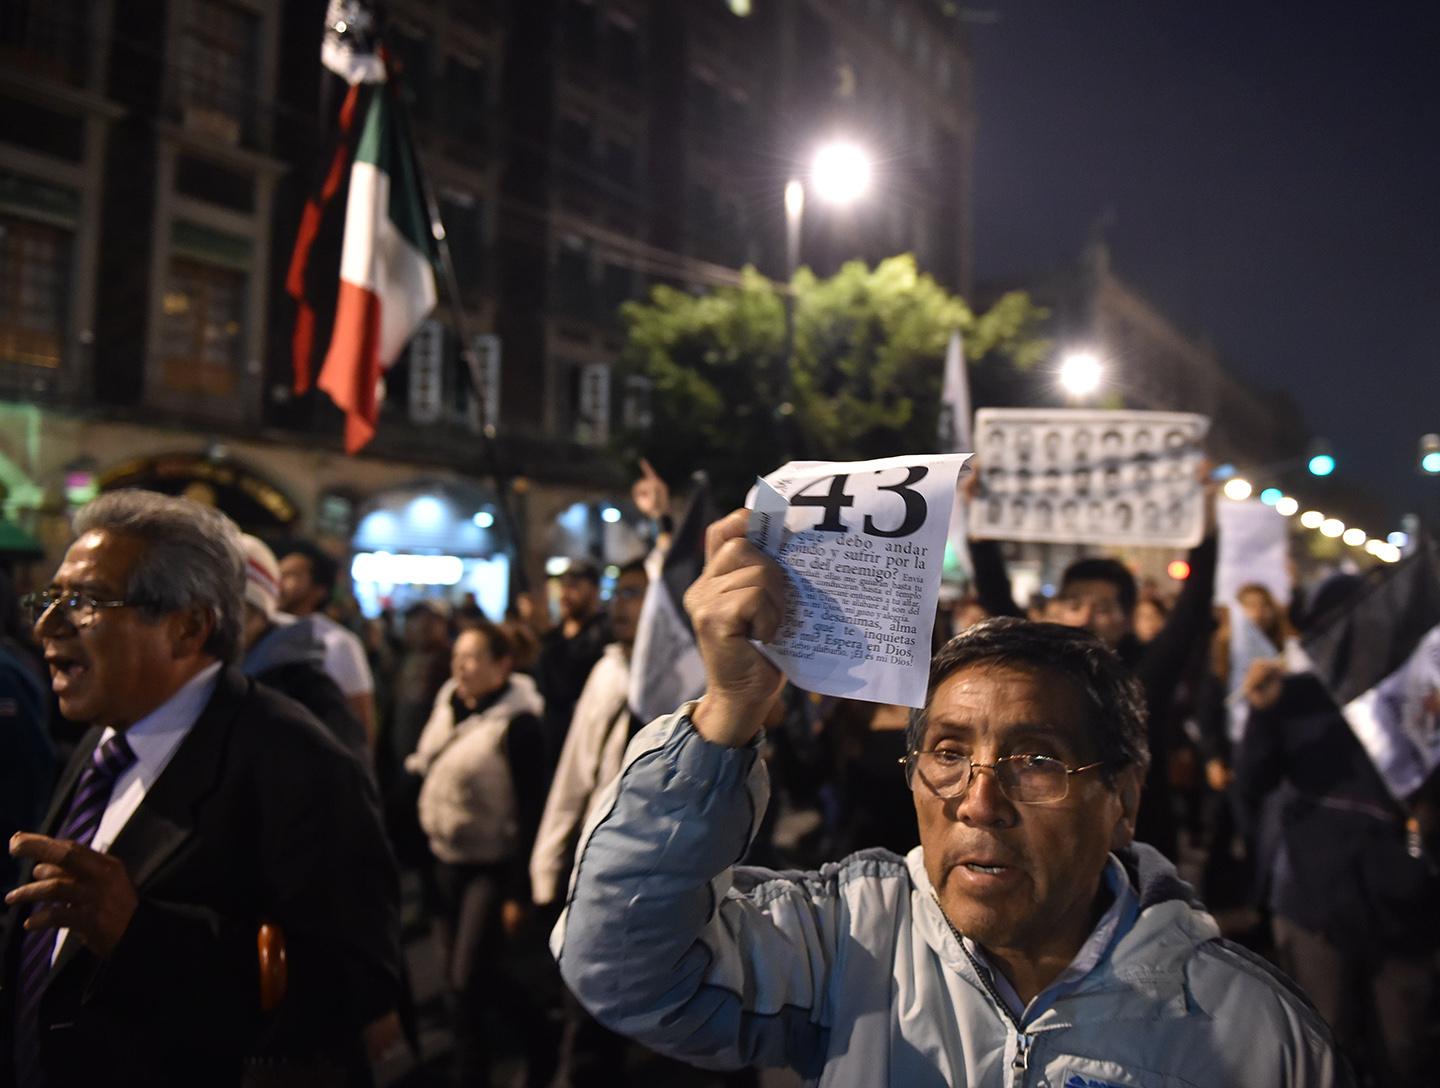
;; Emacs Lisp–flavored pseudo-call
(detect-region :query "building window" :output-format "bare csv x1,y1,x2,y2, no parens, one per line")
389,24,432,120
606,15,641,87
690,73,723,137
441,53,488,143
558,114,592,166
0,214,70,368
723,89,751,141
440,190,486,304
622,374,652,430
555,236,592,317
158,257,246,398
177,0,260,143
600,261,633,318
0,0,89,85
570,361,610,445
602,136,635,187
563,0,598,63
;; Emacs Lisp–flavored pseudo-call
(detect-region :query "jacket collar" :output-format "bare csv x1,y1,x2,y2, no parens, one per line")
908,842,1217,1026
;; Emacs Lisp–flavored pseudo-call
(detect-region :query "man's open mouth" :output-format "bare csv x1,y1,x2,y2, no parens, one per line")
45,651,88,688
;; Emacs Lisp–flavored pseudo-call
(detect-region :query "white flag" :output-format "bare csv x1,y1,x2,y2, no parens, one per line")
939,329,974,578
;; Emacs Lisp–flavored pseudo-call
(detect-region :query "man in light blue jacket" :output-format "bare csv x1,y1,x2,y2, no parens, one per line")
553,510,1350,1086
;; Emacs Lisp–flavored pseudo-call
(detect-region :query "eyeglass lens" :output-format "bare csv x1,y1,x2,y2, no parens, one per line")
912,753,1070,803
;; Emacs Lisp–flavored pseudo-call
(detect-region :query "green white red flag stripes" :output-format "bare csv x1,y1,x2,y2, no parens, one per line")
316,83,438,453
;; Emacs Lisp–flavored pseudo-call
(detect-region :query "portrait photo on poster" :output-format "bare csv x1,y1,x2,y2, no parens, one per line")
969,408,1209,548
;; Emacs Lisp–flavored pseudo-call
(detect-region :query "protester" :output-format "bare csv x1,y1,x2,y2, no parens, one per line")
553,510,1348,1085
2,491,400,1084
1133,595,1168,644
388,600,453,780
535,559,610,764
819,699,917,858
527,559,648,1087
237,533,369,764
278,539,377,749
0,568,53,894
406,621,550,1087
530,560,648,910
1234,574,1439,1087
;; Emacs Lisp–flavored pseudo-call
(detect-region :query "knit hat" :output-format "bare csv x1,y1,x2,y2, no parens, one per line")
241,534,281,619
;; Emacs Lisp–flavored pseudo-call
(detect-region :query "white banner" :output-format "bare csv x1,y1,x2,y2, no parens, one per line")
969,408,1209,548
1216,498,1291,607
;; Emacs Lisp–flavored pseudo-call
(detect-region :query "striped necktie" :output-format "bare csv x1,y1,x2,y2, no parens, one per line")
12,733,137,1087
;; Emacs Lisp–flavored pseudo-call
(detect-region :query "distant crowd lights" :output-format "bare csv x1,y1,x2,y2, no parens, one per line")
1221,476,1401,563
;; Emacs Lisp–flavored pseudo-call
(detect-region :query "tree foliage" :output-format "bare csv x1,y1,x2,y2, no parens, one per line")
615,255,1049,506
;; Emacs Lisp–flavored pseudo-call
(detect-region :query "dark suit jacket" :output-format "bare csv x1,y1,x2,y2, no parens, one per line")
0,666,402,1086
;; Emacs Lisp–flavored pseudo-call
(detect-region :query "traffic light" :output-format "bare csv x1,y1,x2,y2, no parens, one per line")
1421,433,1440,475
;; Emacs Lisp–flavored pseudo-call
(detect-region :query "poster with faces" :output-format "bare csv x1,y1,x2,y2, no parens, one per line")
969,409,1210,548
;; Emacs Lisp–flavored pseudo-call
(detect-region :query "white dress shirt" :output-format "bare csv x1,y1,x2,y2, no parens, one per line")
52,660,222,963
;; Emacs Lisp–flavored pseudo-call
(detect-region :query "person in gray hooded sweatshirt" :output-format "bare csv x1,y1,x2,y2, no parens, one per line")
239,534,368,766
553,508,1350,1087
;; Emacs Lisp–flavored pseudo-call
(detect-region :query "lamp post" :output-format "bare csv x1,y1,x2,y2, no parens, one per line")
779,140,873,456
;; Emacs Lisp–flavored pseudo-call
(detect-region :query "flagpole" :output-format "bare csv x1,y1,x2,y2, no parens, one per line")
382,67,530,600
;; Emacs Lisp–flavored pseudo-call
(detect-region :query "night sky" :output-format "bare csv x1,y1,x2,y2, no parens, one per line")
970,2,1440,530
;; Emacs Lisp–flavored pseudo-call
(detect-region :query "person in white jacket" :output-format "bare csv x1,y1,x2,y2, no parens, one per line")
406,621,548,1086
552,509,1351,1087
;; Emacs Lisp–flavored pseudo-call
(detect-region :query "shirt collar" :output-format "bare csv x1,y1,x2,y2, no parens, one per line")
99,660,224,765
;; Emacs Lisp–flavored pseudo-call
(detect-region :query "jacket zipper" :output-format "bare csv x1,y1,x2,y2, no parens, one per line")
934,894,1034,1087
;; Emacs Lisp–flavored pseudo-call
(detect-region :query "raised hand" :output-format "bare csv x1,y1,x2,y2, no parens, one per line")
632,457,672,522
684,509,788,746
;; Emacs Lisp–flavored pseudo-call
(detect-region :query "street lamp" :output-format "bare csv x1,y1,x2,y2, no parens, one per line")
810,141,873,205
1222,478,1253,502
784,139,875,279
780,140,874,453
1058,350,1104,399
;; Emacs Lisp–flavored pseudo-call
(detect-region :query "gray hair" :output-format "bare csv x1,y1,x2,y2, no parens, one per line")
73,490,247,664
907,617,1150,785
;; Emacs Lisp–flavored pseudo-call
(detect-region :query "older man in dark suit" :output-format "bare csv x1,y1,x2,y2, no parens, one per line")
1,491,400,1086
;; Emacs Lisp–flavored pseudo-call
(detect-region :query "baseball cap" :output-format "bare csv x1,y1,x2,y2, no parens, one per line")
241,534,281,619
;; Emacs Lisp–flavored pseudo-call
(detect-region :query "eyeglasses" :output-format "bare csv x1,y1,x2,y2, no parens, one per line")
21,590,137,629
899,749,1107,805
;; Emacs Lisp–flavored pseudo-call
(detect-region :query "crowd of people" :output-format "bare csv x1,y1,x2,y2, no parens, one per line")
1,473,1437,1087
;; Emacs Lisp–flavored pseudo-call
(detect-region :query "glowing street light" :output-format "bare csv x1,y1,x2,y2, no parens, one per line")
1320,518,1345,538
1275,496,1299,516
810,140,873,206
1058,351,1104,398
1308,453,1336,477
1259,487,1283,506
1300,510,1325,529
1222,478,1253,501
1342,527,1366,547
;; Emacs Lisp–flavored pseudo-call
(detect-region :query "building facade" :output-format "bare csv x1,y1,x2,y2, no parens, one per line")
0,0,975,604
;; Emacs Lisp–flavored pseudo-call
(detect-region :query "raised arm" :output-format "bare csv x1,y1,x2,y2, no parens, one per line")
552,510,843,1074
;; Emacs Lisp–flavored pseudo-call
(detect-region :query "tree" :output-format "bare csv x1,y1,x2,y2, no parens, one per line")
615,255,1049,506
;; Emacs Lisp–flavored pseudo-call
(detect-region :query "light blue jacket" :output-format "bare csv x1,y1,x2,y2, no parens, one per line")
554,708,1350,1087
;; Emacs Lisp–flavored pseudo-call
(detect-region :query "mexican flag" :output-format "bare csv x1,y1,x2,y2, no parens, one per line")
316,83,437,453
